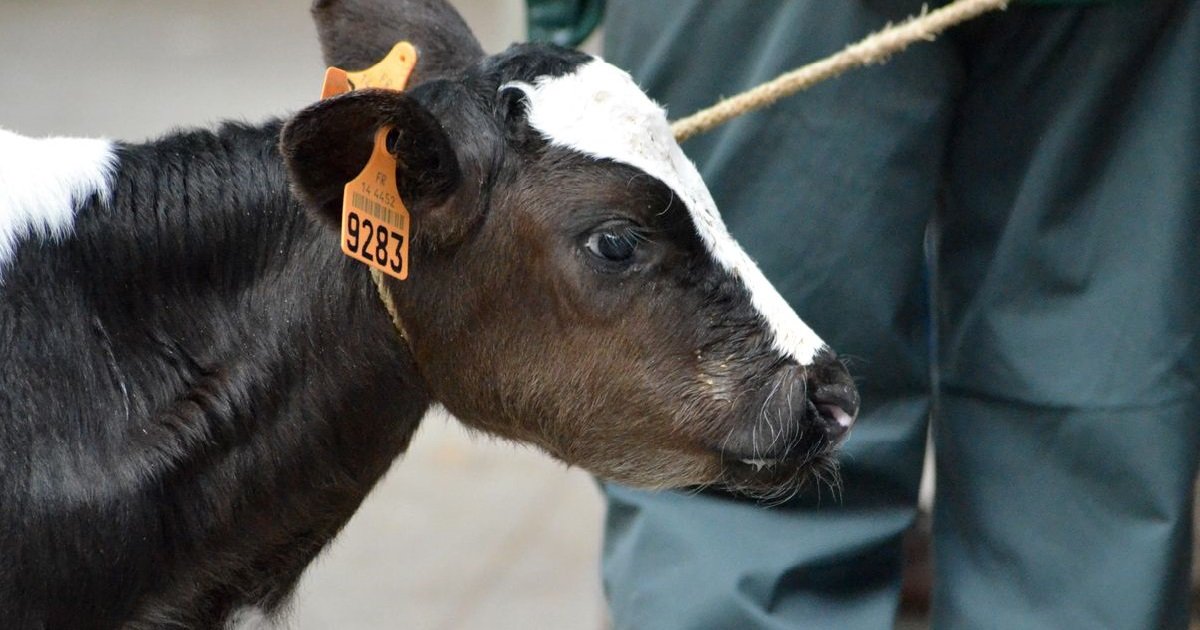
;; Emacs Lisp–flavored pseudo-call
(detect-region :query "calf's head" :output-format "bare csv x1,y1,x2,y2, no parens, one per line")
282,1,858,498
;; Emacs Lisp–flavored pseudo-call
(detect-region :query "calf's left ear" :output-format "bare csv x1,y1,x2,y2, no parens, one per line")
280,89,460,233
312,0,484,88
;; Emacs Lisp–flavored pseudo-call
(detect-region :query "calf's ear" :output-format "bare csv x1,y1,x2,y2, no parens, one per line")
280,89,460,236
312,0,485,87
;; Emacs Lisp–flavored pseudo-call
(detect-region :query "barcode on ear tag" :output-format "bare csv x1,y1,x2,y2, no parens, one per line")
341,126,410,281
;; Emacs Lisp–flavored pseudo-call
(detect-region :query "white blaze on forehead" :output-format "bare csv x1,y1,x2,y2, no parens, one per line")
0,128,117,277
503,58,827,365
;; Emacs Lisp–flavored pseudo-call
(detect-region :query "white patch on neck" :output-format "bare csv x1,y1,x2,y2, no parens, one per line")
502,59,827,365
0,128,117,277
226,605,283,629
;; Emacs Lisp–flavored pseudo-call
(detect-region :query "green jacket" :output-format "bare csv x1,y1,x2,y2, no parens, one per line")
527,0,1136,48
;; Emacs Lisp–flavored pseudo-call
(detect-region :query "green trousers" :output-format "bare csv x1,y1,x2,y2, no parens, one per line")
600,2,1200,628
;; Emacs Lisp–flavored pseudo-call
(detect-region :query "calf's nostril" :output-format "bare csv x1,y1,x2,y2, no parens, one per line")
810,383,860,436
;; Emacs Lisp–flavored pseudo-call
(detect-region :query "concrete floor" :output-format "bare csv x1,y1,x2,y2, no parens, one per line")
1,2,606,629
289,411,606,630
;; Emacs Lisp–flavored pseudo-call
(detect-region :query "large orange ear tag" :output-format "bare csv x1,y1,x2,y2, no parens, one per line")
320,41,418,281
340,127,410,280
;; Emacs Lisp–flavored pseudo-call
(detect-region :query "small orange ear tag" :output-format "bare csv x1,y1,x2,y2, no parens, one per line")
341,127,410,280
320,41,418,98
320,66,353,99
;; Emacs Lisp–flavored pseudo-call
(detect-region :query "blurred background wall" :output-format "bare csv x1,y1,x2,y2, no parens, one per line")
2,0,523,138
0,2,607,628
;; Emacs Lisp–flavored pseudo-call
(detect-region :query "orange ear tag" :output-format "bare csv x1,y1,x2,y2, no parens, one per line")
340,127,411,281
320,66,353,99
320,41,418,98
319,41,418,280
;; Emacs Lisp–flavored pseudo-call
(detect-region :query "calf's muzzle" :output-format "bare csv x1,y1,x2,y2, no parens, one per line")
721,349,859,467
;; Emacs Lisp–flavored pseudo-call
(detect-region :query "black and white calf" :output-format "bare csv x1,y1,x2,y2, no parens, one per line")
0,0,858,626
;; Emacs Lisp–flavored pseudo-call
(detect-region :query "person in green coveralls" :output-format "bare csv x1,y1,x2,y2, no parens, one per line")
529,0,1200,628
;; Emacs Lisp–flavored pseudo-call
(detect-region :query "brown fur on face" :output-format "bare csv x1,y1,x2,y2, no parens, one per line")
283,41,857,498
303,1,857,496
389,138,839,496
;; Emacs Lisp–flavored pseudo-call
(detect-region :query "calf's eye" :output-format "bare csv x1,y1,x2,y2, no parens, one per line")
586,228,639,263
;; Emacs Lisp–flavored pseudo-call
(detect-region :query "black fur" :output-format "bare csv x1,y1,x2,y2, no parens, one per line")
0,121,429,628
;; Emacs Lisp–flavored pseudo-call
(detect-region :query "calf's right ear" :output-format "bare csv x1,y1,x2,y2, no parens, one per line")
280,89,461,235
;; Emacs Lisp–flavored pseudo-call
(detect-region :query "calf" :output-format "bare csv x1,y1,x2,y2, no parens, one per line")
0,0,858,627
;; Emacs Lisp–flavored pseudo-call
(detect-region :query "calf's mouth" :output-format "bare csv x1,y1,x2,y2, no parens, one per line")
705,349,859,501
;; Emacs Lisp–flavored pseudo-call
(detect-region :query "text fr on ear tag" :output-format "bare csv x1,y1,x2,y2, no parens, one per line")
319,41,418,281
341,127,411,281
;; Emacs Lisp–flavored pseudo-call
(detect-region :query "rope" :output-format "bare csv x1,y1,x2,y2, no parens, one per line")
670,0,1009,142
370,268,410,343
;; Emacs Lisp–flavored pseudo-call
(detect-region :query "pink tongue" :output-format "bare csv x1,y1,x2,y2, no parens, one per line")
820,404,855,429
